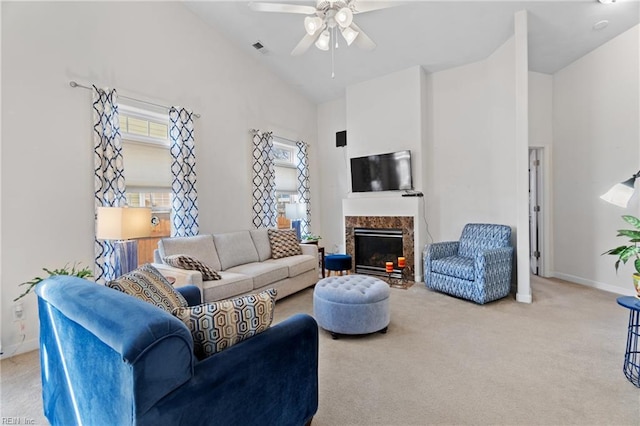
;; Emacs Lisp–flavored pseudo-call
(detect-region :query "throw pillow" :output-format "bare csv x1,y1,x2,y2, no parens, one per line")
163,254,221,281
106,264,188,313
267,229,302,259
173,288,277,359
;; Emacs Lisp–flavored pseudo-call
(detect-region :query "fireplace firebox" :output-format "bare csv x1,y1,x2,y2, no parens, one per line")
354,228,404,278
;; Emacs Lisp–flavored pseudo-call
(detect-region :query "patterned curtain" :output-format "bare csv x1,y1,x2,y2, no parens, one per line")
252,131,277,228
93,86,126,284
169,107,199,237
295,141,311,235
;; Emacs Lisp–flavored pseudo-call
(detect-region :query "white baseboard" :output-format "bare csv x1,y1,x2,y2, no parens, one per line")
0,337,39,360
516,292,533,303
553,272,635,296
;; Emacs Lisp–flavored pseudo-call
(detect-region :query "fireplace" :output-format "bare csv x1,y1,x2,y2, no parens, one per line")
354,228,404,278
345,215,414,280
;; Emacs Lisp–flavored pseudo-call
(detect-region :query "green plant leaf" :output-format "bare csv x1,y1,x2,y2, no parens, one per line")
616,230,640,239
635,258,640,275
619,246,640,263
622,215,640,230
603,246,628,256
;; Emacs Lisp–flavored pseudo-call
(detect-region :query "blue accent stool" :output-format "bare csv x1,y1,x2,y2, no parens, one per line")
423,223,513,304
324,254,352,275
35,276,319,426
313,275,390,337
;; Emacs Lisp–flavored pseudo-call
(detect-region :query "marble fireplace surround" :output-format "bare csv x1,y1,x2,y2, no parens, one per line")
345,216,415,280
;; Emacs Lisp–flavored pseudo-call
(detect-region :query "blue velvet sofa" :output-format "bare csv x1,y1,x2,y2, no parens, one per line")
35,276,318,426
423,223,513,304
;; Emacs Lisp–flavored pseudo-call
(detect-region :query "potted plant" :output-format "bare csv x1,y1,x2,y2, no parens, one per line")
14,262,93,302
603,215,640,298
301,234,322,245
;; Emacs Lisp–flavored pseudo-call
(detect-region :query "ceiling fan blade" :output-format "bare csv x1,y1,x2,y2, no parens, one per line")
291,33,318,56
248,2,317,14
351,1,402,14
350,22,376,50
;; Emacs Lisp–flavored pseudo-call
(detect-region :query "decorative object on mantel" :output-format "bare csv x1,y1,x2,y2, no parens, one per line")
602,215,640,298
14,262,93,302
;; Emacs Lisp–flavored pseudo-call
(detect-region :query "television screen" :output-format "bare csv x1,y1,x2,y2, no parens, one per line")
350,150,413,193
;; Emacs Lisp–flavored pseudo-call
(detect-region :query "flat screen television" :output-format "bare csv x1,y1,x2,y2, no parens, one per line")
350,150,413,193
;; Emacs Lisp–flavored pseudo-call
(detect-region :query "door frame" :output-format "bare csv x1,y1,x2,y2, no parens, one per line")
528,146,552,277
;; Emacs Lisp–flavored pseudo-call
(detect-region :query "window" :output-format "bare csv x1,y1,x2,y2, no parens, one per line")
272,138,299,217
119,103,172,213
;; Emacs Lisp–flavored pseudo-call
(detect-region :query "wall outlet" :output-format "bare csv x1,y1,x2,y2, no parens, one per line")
13,303,24,322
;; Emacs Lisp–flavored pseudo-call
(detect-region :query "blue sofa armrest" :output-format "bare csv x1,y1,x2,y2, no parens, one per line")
36,276,196,423
141,313,319,426
176,284,201,306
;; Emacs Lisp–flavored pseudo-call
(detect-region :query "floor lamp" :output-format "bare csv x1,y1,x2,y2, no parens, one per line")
96,206,152,277
600,170,640,208
285,202,307,241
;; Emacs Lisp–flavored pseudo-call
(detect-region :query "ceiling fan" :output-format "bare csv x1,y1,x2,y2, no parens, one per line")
248,1,397,56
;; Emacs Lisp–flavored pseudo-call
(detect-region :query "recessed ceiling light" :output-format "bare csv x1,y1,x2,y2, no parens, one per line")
593,20,609,30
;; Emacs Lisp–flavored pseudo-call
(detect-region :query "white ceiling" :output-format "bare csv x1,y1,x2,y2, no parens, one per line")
184,0,640,104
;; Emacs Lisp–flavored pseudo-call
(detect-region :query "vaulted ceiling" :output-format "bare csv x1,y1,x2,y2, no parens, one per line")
184,1,640,104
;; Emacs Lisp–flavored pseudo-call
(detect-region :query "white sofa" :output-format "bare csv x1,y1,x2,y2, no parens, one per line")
153,229,319,302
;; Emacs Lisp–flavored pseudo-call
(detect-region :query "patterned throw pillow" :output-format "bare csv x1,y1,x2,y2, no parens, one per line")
107,264,188,313
267,229,302,259
163,254,221,281
173,288,277,359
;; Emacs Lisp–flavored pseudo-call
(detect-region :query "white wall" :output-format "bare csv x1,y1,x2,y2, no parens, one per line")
317,98,348,253
553,25,639,295
1,2,317,356
346,66,425,192
427,37,518,241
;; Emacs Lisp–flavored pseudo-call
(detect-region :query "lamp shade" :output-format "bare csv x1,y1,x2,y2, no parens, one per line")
600,174,638,208
96,207,152,240
335,7,353,28
315,30,330,51
285,203,307,221
304,16,323,35
341,26,359,45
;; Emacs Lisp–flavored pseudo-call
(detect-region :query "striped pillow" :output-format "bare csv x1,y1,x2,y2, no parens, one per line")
173,288,277,359
107,264,188,313
163,254,221,281
267,229,302,259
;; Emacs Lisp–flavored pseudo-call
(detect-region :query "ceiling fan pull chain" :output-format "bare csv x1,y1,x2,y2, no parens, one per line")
331,27,335,79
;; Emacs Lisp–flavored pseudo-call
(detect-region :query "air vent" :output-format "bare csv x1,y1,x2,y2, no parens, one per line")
252,41,265,50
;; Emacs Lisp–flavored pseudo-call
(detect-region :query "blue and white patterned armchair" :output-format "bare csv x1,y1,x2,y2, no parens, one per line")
423,223,513,304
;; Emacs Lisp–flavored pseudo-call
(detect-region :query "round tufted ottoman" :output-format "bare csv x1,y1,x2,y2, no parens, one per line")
313,274,390,339
324,254,352,276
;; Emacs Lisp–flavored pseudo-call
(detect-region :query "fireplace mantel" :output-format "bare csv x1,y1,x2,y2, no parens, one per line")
342,196,426,282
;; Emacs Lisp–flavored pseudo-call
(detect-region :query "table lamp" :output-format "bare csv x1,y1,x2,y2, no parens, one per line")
96,206,152,276
285,202,307,241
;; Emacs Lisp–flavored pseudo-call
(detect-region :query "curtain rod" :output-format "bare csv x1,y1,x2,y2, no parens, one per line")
69,81,201,118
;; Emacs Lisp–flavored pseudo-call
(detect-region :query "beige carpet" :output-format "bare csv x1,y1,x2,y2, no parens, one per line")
2,275,639,425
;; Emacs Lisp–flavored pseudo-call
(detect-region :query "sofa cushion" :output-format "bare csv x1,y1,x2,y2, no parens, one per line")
163,254,221,281
267,229,302,259
159,234,222,272
202,271,254,302
266,255,317,278
213,231,260,270
250,228,272,262
107,264,188,313
173,288,277,359
227,262,289,289
432,256,475,281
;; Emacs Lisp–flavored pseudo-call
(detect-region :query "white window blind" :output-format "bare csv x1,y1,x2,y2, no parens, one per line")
122,141,172,191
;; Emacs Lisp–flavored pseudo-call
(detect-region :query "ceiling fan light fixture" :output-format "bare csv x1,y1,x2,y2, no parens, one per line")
315,30,331,51
304,16,323,35
341,26,359,45
335,7,353,28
